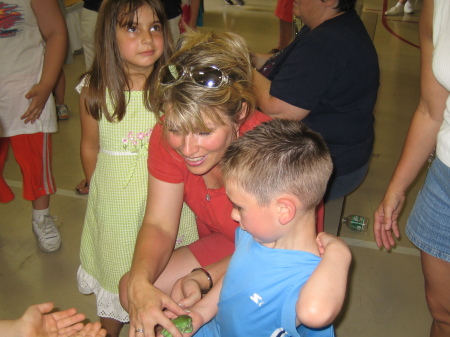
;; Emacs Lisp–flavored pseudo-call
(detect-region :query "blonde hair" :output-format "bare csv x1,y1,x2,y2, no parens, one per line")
155,30,256,134
221,119,333,210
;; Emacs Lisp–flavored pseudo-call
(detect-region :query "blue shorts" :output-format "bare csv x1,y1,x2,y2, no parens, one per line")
406,157,450,262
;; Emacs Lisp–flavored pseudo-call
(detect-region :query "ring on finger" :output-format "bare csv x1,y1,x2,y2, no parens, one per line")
135,328,144,333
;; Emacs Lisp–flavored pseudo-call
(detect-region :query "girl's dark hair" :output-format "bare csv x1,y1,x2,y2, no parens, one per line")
80,0,171,121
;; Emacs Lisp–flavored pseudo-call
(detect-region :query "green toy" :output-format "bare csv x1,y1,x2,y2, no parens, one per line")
161,315,193,337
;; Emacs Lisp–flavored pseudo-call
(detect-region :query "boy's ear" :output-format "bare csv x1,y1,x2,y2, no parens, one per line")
277,197,297,225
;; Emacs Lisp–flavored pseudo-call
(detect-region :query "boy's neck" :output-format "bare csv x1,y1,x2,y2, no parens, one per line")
265,209,320,256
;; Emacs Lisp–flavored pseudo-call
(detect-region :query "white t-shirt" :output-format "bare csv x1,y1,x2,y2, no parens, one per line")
433,0,450,168
0,0,57,137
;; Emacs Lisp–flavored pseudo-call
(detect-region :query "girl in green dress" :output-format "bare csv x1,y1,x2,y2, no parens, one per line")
75,1,197,336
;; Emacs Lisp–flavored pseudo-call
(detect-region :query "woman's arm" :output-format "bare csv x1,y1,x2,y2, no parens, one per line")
252,69,310,120
79,89,99,184
296,233,351,328
373,0,447,250
22,0,67,124
252,53,272,70
125,174,189,337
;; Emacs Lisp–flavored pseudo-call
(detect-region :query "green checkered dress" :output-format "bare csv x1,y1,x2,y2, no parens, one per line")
77,90,198,322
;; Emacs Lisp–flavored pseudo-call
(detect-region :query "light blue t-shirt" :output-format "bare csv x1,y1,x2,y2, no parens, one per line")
194,228,335,337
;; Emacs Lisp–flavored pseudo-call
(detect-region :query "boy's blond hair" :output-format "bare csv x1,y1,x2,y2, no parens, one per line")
221,119,333,210
155,30,256,134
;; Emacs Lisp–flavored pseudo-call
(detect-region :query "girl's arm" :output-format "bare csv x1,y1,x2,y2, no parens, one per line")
126,175,190,337
296,232,351,328
79,89,99,184
22,0,67,124
373,0,447,250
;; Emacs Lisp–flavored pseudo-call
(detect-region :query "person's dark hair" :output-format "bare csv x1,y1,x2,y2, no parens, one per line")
222,119,333,210
334,0,357,12
80,0,171,122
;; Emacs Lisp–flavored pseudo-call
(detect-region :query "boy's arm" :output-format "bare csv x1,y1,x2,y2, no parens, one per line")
183,275,225,336
171,255,231,309
22,0,67,124
296,232,351,328
79,89,99,184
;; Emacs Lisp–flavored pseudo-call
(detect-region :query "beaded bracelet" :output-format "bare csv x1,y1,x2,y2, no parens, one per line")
191,267,213,294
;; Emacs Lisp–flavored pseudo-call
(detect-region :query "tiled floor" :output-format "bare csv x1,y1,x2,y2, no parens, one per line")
0,0,432,336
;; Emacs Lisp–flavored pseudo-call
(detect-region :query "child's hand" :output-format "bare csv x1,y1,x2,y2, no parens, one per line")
171,273,204,310
18,302,85,337
75,179,90,195
315,232,348,257
21,83,53,124
61,322,106,337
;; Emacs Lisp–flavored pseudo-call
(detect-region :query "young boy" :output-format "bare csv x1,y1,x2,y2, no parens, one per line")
183,119,351,336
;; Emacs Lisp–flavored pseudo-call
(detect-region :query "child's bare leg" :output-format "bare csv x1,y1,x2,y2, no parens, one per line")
100,317,124,337
31,194,50,210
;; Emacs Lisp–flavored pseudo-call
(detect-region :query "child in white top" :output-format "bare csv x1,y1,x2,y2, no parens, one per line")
0,0,67,253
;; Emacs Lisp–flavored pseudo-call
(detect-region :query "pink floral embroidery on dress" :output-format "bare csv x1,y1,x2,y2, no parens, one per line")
122,128,152,153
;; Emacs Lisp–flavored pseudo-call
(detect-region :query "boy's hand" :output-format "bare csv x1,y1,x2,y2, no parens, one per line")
21,82,53,124
171,274,203,310
316,232,348,257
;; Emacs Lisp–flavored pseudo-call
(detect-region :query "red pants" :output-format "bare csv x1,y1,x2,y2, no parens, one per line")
0,133,56,203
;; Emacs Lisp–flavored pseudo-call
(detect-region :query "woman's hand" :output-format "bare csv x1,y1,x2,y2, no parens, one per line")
373,189,404,251
127,277,187,337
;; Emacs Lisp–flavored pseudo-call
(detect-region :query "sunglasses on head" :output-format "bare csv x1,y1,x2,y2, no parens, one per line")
159,64,229,88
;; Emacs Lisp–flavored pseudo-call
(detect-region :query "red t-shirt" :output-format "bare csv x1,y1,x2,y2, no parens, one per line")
148,110,271,265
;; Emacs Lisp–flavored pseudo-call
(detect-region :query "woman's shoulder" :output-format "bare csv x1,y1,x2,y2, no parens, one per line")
240,110,271,134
